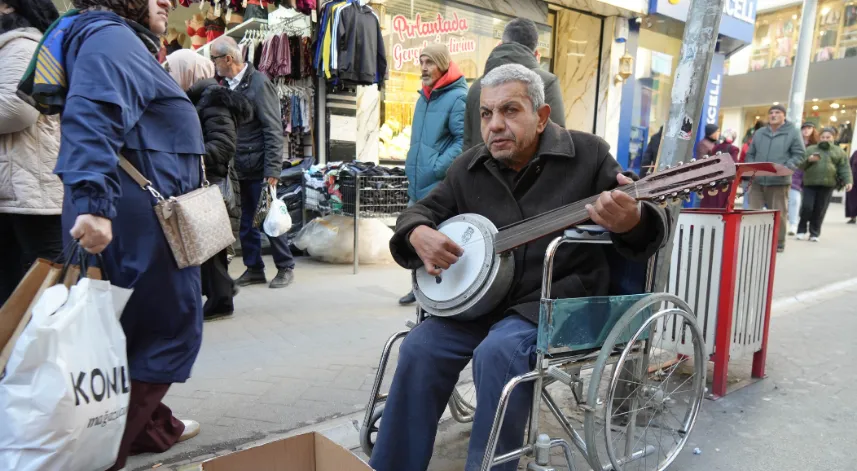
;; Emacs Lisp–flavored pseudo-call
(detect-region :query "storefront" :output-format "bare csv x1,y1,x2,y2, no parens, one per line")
373,0,554,164
618,0,757,173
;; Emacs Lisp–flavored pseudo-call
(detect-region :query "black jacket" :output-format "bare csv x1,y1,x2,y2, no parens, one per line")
225,64,285,180
463,43,566,151
390,123,669,325
640,126,662,175
187,78,253,181
335,3,386,86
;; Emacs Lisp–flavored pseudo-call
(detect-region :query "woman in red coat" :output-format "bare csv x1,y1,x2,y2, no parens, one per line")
700,129,740,209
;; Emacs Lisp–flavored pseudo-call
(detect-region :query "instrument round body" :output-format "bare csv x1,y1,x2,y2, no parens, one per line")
412,214,515,321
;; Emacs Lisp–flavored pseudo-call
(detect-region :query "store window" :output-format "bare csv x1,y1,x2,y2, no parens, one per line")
376,0,553,162
748,1,857,72
628,27,682,173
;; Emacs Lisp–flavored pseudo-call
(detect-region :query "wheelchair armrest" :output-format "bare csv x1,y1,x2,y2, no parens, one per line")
562,225,612,244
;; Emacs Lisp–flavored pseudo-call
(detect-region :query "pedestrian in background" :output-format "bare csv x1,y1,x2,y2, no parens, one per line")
695,123,720,159
211,36,296,290
398,43,467,306
463,18,565,150
788,123,819,235
49,0,204,468
0,0,61,306
165,49,253,320
700,129,740,209
744,105,805,252
847,148,857,224
795,128,853,242
640,126,663,176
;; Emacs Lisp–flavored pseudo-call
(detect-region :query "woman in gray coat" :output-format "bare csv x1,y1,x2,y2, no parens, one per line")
0,0,61,305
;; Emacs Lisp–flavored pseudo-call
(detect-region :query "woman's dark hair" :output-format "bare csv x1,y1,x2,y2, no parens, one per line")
0,0,59,34
72,0,149,25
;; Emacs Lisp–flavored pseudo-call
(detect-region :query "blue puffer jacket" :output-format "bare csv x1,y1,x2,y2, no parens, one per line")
405,66,467,202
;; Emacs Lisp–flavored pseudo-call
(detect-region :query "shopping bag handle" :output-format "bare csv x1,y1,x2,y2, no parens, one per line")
57,241,110,284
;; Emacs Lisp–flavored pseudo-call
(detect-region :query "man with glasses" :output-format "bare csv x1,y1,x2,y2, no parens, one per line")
210,36,296,289
744,104,805,253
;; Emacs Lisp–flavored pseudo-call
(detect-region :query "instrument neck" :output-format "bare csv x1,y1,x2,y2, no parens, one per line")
493,182,639,253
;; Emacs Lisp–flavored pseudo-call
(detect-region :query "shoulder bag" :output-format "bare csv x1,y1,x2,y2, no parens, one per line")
119,156,235,269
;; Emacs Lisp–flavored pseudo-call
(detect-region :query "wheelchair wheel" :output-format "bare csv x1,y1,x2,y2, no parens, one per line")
359,403,384,457
584,294,706,471
449,364,477,423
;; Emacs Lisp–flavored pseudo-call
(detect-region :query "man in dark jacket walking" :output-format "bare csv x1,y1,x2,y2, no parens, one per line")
212,36,295,289
463,18,566,150
745,104,805,252
399,43,467,305
370,64,669,471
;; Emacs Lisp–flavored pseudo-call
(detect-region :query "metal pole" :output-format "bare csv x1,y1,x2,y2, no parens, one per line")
651,0,726,293
786,0,818,125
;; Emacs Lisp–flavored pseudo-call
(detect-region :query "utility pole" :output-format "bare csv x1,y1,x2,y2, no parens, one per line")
650,0,726,292
786,0,818,125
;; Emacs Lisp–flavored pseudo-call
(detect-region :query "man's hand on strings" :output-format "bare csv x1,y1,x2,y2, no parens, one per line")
586,174,642,234
409,225,464,276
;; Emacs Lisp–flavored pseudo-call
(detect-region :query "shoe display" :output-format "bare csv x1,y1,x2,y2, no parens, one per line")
270,269,294,289
236,269,266,287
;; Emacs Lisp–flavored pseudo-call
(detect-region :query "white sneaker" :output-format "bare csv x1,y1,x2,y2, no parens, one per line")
787,224,797,236
179,419,201,442
810,236,819,242
795,233,808,240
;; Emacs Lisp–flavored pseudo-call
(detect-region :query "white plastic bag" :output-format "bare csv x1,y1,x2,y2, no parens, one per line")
263,185,293,237
293,215,394,264
0,276,133,471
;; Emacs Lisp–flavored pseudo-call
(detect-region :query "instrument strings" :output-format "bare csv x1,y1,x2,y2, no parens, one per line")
493,181,660,253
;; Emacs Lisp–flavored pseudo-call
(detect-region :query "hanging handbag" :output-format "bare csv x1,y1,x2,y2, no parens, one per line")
119,156,235,269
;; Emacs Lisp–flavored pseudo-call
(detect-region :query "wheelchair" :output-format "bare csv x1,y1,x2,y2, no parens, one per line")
360,225,706,471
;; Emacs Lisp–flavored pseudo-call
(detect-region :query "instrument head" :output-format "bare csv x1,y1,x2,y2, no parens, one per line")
634,153,738,204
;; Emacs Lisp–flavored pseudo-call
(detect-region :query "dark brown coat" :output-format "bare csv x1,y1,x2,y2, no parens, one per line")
390,123,670,324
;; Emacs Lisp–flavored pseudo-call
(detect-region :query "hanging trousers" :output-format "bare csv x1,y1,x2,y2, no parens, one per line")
798,185,835,238
369,315,537,471
107,381,184,470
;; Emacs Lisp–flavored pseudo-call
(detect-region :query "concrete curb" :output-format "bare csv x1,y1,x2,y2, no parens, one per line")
771,276,857,316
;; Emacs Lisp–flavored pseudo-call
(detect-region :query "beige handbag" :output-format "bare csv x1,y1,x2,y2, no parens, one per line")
119,156,235,269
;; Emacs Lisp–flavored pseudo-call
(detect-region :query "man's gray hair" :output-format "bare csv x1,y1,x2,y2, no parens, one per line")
480,63,545,111
211,36,244,65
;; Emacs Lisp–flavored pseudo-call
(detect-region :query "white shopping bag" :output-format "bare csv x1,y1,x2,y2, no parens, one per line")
263,185,293,237
0,276,133,471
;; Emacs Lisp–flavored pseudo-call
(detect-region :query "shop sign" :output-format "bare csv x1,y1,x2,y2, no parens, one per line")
649,0,757,43
695,53,726,145
391,12,477,70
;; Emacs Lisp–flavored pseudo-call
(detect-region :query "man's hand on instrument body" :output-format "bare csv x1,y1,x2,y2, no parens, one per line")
409,225,464,276
586,174,642,234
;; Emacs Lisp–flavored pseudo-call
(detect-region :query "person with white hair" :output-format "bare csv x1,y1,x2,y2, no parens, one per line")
370,63,670,471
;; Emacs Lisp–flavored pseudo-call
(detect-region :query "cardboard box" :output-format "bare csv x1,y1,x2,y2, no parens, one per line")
183,432,373,471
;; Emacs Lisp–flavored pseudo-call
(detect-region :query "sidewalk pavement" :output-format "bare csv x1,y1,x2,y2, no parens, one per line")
127,207,857,471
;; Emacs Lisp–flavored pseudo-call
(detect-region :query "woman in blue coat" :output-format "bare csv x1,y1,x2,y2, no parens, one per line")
50,1,204,468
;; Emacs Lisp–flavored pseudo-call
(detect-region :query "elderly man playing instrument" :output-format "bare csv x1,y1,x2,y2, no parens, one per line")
369,64,670,471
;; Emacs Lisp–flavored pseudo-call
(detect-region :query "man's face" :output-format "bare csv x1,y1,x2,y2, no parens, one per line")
212,54,232,78
480,81,550,167
768,109,785,125
147,0,170,35
420,57,442,88
820,131,836,143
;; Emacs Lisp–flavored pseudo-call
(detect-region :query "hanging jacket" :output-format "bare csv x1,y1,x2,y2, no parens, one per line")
0,28,63,216
464,42,566,150
798,143,853,188
186,78,253,181
744,120,805,186
405,63,467,202
334,2,386,85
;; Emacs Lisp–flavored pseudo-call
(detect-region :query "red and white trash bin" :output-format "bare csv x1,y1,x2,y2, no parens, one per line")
657,162,793,399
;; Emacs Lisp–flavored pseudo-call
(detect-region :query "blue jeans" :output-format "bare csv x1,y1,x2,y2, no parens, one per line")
369,315,537,471
788,188,801,228
239,179,295,271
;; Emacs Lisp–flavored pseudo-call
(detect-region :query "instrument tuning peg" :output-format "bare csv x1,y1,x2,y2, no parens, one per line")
677,161,684,166
671,192,679,198
690,158,697,163
709,182,717,187
696,191,705,199
665,165,672,170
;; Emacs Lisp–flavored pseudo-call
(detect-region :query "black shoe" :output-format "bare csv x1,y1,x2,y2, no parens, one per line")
269,269,294,289
399,291,416,305
204,310,233,321
777,245,785,253
848,218,856,224
236,269,266,287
